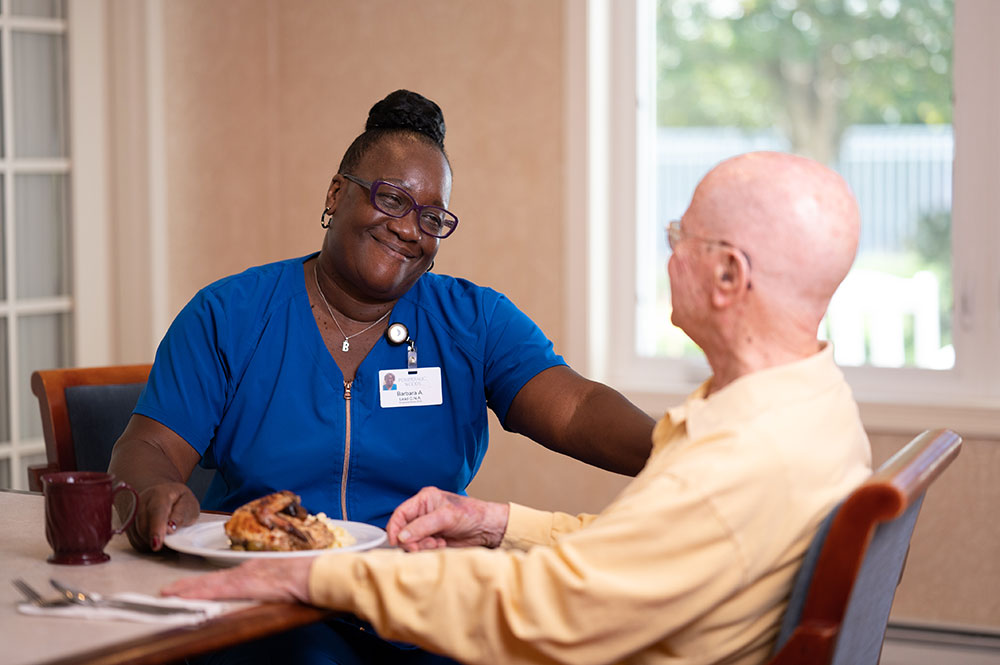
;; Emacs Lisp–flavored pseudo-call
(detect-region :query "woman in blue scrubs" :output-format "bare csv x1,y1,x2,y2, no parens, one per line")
109,89,654,664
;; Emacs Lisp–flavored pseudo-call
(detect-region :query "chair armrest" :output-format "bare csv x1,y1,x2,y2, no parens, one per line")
768,620,838,665
27,463,60,492
873,429,962,506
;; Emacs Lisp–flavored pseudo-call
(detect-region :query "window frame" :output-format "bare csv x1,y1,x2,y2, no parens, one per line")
0,1,114,490
0,1,74,489
569,0,1000,437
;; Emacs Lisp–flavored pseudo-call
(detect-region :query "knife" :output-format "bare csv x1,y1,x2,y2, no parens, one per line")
93,598,208,615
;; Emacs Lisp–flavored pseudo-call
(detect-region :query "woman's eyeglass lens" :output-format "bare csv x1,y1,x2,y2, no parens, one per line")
342,174,458,239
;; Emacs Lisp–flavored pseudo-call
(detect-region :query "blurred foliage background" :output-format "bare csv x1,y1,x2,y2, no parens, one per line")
650,0,955,366
656,0,952,164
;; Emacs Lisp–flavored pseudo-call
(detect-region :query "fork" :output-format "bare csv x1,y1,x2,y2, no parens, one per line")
49,578,206,615
11,578,69,608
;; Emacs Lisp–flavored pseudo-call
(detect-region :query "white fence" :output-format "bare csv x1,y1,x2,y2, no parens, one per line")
653,124,954,255
822,269,953,369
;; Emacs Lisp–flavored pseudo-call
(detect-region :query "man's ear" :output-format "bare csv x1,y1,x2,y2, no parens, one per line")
711,250,750,308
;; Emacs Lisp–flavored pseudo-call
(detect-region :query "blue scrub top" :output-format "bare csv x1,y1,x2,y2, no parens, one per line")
135,254,566,527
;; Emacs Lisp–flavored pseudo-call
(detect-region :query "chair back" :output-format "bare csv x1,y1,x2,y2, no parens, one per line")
29,365,215,500
768,428,962,665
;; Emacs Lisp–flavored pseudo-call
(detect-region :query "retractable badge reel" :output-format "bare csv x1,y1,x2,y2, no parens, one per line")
385,322,417,369
380,322,442,408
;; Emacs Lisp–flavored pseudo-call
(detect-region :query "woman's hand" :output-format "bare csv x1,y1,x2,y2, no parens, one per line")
162,557,314,603
386,487,509,552
127,482,200,552
108,415,204,552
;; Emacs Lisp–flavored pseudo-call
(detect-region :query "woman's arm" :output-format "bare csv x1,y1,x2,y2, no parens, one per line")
504,366,654,476
108,414,203,552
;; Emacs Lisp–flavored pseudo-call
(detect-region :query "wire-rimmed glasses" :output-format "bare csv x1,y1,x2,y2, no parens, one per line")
665,220,752,269
341,174,459,239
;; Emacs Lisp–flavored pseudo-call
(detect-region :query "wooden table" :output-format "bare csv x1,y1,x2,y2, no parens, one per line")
2,490,334,665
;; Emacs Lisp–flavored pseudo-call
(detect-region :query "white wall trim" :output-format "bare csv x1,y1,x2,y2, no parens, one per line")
68,0,112,366
951,0,1000,401
624,387,1000,439
563,0,588,370
587,0,612,381
145,0,169,351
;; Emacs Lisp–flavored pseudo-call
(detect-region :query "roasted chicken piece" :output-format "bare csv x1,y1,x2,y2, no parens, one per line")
225,491,342,551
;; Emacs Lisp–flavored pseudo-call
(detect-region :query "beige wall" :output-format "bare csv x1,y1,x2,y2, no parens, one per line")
158,0,567,352
106,0,998,633
869,431,1000,629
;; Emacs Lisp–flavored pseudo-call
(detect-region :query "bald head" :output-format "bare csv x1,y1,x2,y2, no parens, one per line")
686,151,860,322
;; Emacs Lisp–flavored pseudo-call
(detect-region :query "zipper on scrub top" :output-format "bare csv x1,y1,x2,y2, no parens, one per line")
340,380,353,520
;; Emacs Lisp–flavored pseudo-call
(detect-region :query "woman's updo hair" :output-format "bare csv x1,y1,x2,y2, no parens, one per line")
338,90,449,174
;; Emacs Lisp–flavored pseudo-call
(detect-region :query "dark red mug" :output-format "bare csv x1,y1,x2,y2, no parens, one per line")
41,471,138,565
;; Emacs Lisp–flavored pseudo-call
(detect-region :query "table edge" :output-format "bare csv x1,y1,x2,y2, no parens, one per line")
35,602,335,665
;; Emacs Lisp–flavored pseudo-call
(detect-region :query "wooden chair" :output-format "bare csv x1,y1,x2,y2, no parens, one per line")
767,428,962,665
28,364,215,500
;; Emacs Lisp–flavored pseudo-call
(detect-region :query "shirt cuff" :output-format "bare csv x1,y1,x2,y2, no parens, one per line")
500,502,557,550
307,552,368,608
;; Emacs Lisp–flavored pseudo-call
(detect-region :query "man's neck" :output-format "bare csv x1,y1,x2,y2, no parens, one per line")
704,334,822,396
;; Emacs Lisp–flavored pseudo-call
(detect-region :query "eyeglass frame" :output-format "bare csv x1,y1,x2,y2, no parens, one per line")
665,220,752,269
340,173,459,239
666,220,753,291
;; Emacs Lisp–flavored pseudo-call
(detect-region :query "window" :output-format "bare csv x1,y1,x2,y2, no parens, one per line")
0,0,71,489
586,0,1000,429
642,0,954,370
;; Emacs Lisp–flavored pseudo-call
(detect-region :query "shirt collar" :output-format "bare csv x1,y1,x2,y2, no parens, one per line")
664,343,844,442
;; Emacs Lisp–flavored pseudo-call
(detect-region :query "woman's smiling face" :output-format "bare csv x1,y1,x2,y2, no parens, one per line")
323,134,452,303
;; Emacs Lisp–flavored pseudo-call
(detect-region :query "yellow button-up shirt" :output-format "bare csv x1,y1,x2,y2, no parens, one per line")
309,344,872,664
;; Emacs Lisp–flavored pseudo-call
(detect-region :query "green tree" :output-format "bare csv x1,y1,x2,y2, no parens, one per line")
657,0,952,164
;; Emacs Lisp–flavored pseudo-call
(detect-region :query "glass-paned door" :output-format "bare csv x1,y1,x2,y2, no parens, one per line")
0,0,72,489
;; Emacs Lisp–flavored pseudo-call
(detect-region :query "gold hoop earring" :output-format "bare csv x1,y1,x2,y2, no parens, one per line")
320,208,333,229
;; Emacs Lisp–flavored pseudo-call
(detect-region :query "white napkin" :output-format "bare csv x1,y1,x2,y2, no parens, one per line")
16,592,238,626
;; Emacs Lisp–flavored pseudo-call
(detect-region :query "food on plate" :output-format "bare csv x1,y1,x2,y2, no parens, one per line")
224,491,356,551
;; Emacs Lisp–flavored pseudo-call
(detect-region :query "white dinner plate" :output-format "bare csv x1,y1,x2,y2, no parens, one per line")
164,519,387,564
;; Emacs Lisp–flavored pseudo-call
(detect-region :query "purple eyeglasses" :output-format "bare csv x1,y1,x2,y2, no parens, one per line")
342,174,459,239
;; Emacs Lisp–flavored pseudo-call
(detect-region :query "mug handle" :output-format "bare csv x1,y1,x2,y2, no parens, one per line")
111,481,139,535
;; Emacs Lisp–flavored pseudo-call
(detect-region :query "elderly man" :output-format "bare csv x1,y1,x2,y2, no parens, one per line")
165,152,872,665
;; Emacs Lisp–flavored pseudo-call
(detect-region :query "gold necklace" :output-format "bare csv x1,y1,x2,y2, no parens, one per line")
313,264,391,352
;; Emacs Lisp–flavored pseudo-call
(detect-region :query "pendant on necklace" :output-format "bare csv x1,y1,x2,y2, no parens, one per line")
342,339,350,352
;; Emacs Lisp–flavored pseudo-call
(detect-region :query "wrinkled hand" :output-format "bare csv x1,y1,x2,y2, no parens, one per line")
126,482,200,552
386,487,509,552
161,557,314,603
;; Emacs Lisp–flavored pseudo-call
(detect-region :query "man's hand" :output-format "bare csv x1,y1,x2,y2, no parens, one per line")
125,482,200,552
161,557,314,603
386,487,510,552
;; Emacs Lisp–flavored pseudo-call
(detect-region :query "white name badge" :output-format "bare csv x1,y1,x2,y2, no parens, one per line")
378,368,443,408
